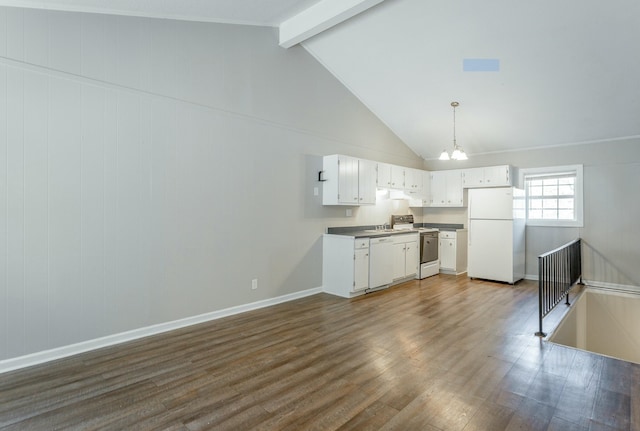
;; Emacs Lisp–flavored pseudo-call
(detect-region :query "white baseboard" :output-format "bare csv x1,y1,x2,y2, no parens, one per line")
523,275,640,295
0,286,323,374
582,280,640,295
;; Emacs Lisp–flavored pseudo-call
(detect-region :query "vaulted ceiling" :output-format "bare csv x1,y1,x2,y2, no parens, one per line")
302,0,640,160
4,0,639,160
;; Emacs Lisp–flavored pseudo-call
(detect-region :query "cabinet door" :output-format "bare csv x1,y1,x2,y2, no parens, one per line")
408,196,429,207
445,170,464,206
404,168,414,192
377,163,392,188
421,171,431,203
390,165,405,189
358,159,376,204
405,168,423,193
404,240,419,277
338,156,359,204
440,237,456,270
392,243,406,280
483,165,511,187
462,168,484,188
353,248,369,291
430,171,447,205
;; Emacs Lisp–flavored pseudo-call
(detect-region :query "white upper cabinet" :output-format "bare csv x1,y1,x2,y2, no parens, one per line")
462,165,514,188
376,162,392,189
462,168,484,188
484,165,514,187
389,165,405,189
430,170,464,207
322,154,376,205
357,159,377,205
408,170,431,207
404,168,423,193
337,155,359,204
323,154,515,206
384,165,424,192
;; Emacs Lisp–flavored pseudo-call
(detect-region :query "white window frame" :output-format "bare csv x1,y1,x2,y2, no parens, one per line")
519,165,584,228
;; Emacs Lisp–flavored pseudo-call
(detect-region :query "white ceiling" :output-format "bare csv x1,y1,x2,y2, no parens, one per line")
4,0,639,159
0,0,323,26
303,0,640,159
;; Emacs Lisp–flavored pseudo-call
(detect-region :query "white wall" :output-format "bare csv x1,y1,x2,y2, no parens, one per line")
0,7,423,363
551,289,640,364
424,139,640,287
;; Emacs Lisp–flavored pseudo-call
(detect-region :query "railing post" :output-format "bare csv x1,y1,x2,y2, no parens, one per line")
536,255,546,337
563,244,575,306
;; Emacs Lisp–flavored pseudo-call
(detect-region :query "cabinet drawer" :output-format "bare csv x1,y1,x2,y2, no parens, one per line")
439,231,457,239
355,239,370,249
392,233,419,244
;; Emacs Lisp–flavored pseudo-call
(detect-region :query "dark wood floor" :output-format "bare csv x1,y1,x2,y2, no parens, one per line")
1,275,638,430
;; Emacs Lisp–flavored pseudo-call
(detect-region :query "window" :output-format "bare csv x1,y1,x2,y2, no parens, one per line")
520,165,583,227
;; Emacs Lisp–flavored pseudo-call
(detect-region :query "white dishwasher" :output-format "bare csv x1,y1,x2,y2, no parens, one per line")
369,236,394,289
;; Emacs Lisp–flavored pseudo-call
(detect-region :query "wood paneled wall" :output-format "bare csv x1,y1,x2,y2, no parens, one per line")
0,6,422,363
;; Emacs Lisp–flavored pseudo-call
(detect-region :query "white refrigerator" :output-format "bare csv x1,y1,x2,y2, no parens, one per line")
467,187,526,284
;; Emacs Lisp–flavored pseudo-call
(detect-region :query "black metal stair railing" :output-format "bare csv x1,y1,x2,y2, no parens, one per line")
535,238,582,337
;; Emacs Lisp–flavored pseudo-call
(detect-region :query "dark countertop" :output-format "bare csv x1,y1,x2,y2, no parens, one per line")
419,223,465,231
326,222,465,238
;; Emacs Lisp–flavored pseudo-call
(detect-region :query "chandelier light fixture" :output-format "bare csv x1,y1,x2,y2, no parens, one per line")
439,101,468,161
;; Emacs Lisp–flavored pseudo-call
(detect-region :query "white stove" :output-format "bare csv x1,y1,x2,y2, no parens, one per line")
390,214,416,231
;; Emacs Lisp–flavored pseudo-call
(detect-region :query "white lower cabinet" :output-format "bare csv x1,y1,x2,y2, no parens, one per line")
354,245,370,292
323,232,421,298
439,230,468,275
392,234,419,280
323,235,370,298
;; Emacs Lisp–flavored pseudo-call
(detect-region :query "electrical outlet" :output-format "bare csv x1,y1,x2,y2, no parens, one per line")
251,278,258,290
313,187,319,196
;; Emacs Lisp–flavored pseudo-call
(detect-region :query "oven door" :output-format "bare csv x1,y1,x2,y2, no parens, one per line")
421,232,439,263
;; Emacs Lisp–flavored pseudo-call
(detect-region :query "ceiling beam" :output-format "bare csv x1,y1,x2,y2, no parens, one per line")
279,0,383,48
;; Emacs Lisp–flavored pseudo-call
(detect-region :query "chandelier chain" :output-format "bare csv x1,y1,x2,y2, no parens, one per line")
452,103,457,147
439,101,467,160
